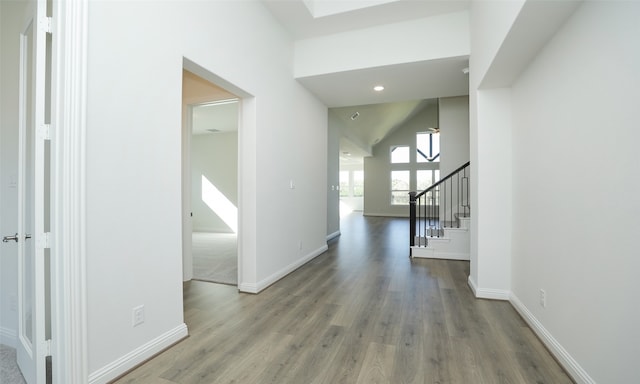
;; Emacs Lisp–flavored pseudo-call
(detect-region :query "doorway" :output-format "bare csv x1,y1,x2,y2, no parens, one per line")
182,68,239,286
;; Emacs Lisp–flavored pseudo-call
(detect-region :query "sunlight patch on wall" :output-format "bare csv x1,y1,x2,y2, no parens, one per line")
339,200,354,218
201,175,237,233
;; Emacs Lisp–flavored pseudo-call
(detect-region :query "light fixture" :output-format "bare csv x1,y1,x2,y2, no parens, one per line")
351,112,360,120
462,67,469,75
373,85,385,92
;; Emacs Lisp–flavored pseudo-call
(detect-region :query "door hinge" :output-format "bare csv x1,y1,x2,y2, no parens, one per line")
40,232,51,249
38,124,51,140
41,17,52,34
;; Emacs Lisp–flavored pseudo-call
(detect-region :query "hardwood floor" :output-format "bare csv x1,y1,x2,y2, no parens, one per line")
113,213,573,384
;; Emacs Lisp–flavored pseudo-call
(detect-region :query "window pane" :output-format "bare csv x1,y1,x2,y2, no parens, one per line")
391,146,410,163
391,191,410,205
391,170,409,191
391,170,410,205
417,170,433,191
353,170,364,197
432,134,440,160
416,133,428,163
417,132,440,163
339,171,349,197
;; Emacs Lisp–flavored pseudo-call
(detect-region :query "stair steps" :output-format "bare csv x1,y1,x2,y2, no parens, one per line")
411,216,470,260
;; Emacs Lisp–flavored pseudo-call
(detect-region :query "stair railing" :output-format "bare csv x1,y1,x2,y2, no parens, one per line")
409,161,470,249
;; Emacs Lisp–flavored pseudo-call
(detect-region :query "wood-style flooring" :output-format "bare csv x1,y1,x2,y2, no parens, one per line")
113,213,573,384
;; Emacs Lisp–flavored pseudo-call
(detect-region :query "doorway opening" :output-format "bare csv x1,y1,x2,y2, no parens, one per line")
182,68,239,286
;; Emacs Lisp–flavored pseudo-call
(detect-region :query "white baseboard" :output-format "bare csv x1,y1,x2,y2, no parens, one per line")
363,212,408,218
192,228,235,234
88,323,188,384
509,294,595,384
411,247,469,260
0,326,17,348
467,276,510,300
326,231,340,241
239,244,328,294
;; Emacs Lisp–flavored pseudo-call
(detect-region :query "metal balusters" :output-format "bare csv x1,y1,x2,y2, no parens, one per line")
409,161,471,255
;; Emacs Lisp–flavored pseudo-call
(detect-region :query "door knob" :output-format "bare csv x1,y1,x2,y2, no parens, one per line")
2,233,19,243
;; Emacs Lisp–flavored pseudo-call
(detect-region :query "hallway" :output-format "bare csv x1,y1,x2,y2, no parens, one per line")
114,213,572,383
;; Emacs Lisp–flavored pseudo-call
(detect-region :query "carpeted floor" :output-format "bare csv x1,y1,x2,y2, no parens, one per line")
0,344,26,384
192,232,237,285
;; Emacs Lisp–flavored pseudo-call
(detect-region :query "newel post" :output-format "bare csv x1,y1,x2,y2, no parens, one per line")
409,192,417,252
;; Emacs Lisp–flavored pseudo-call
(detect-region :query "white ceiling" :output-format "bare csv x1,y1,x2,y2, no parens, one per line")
262,0,469,39
330,99,433,148
297,56,469,108
263,0,470,108
188,2,470,161
261,0,470,164
183,69,240,135
192,101,239,135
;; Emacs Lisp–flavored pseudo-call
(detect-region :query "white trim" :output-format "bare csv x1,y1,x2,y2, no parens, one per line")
88,324,188,384
509,294,596,384
467,275,510,300
239,245,328,294
0,327,18,348
411,247,469,260
50,0,89,382
326,230,340,241
363,212,408,218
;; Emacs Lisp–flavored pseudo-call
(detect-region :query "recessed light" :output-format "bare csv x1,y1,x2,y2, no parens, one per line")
373,85,384,92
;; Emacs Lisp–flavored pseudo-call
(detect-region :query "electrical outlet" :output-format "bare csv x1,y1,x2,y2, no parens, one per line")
539,289,546,308
132,305,145,327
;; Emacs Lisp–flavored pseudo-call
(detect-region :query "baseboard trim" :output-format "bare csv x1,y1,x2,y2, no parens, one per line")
326,231,341,241
467,276,510,300
239,245,328,294
0,326,17,348
411,247,469,261
88,323,188,384
509,294,595,384
363,213,408,218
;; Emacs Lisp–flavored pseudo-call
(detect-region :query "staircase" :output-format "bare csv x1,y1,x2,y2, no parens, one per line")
409,161,470,260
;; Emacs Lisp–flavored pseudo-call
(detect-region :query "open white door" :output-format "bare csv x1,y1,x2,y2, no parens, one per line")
15,0,49,382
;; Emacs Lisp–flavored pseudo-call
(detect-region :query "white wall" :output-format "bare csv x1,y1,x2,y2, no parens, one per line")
294,10,470,77
85,1,327,380
327,116,340,238
468,0,523,299
191,132,238,233
0,0,26,347
510,2,640,383
439,96,470,176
